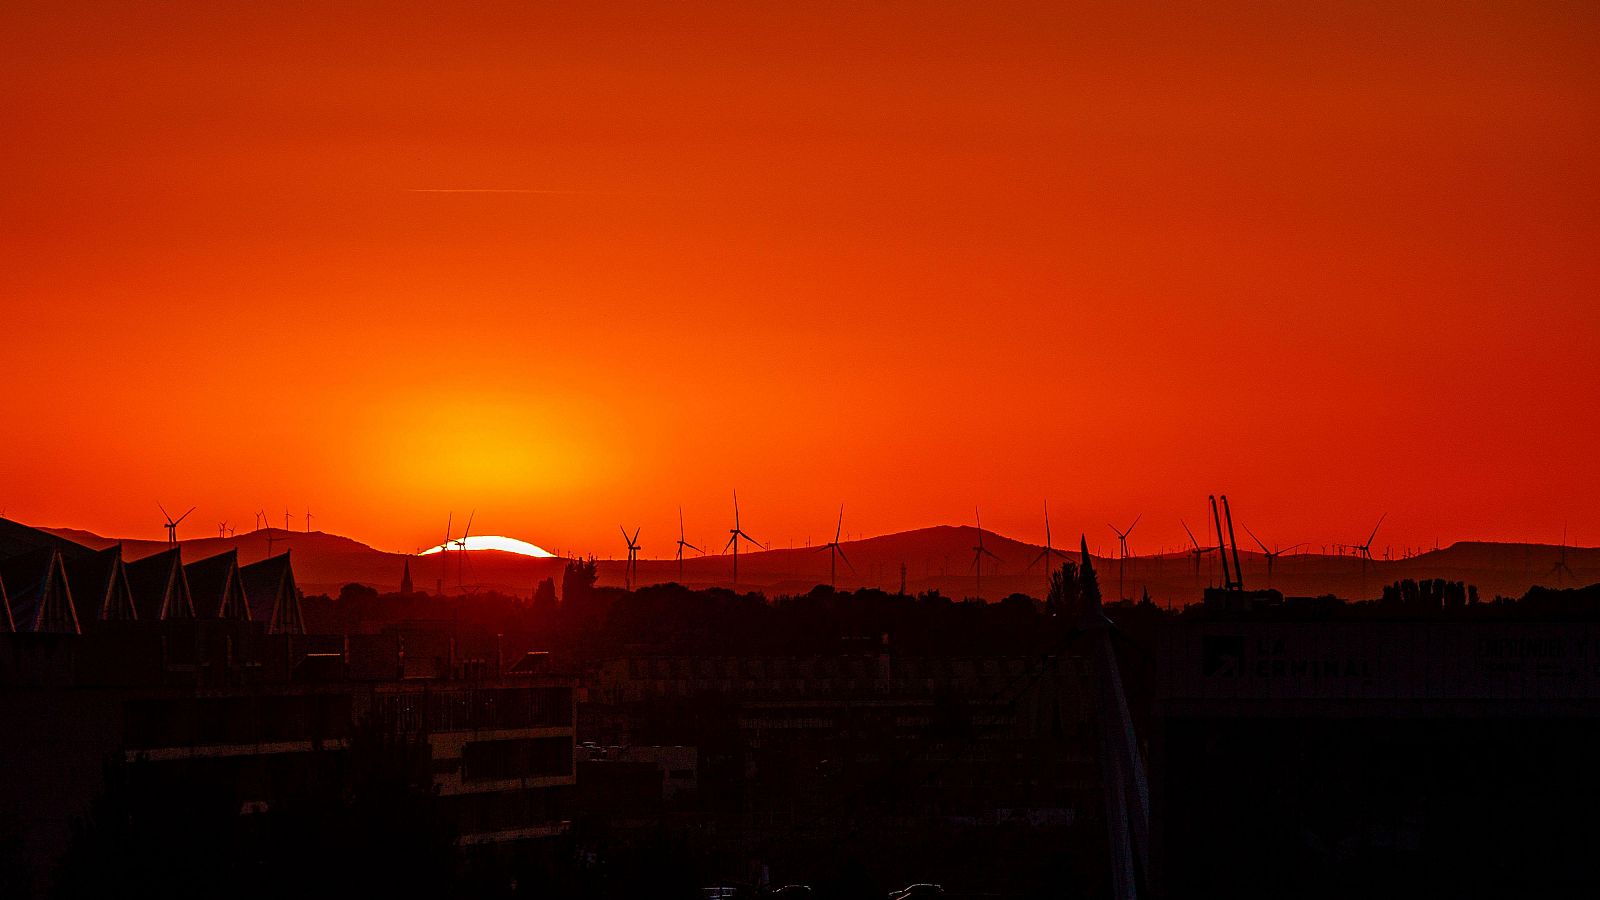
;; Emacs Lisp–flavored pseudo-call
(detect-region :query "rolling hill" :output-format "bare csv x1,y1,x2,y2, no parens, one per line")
31,522,1600,604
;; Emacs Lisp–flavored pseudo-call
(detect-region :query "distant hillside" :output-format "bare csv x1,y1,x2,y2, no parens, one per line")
33,523,1599,604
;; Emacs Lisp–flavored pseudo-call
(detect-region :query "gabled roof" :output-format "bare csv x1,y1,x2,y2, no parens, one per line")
0,569,12,633
185,548,250,622
240,551,303,635
64,544,138,623
0,547,81,634
125,547,195,622
0,516,98,562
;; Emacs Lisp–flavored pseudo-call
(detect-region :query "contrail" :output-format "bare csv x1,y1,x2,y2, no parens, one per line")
405,188,589,194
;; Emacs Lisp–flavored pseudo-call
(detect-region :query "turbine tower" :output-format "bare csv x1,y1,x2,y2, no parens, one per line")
1349,513,1386,596
1180,519,1217,588
675,506,702,582
454,510,475,592
159,503,194,544
723,491,763,591
264,525,286,559
1243,524,1304,589
439,512,453,596
817,504,853,590
1026,501,1071,599
1108,514,1141,601
1550,524,1575,586
620,526,641,590
304,507,314,533
970,507,1001,599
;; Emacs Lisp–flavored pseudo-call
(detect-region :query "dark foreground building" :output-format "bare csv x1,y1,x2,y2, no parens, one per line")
1152,602,1600,898
0,627,577,897
8,510,1600,900
0,520,576,898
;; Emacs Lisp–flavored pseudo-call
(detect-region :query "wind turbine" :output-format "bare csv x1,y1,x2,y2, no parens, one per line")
264,526,287,559
620,526,641,590
1108,514,1141,601
304,508,314,533
217,521,229,538
454,510,475,592
1349,513,1387,596
723,491,763,591
970,507,1001,599
159,503,195,544
1180,519,1218,588
1026,501,1071,599
675,507,702,582
1243,524,1304,589
817,504,853,590
254,510,267,531
1550,525,1575,586
284,507,292,532
439,512,453,595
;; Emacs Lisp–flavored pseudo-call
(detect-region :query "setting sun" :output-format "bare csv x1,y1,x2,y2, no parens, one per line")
418,535,556,558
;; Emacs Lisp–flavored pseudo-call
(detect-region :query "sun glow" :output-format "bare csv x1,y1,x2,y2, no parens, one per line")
418,535,556,558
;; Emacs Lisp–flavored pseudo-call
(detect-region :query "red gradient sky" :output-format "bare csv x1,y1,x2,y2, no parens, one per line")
3,2,1597,558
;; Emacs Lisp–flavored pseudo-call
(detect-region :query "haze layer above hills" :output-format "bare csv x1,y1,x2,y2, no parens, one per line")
37,523,1597,604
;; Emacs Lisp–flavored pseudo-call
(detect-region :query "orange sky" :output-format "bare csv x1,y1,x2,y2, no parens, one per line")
3,2,1597,559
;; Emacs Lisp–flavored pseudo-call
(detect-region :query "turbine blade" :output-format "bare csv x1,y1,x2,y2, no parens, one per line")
176,506,195,525
1367,513,1387,546
158,502,171,521
1244,524,1270,554
1181,519,1199,548
1128,513,1142,534
837,546,854,572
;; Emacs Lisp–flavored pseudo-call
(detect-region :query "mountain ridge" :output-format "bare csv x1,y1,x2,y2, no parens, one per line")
26,521,1595,603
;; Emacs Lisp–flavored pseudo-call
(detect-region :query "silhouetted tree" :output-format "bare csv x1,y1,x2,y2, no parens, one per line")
532,576,558,614
338,582,378,604
561,556,598,606
1047,560,1082,619
1381,578,1476,612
